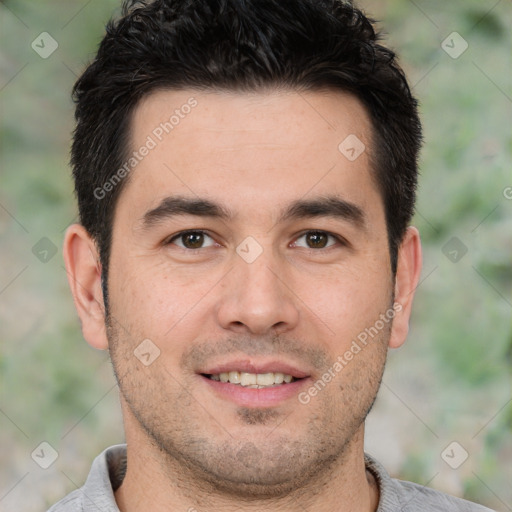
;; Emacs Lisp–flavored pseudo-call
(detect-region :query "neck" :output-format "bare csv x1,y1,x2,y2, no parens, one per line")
115,417,379,512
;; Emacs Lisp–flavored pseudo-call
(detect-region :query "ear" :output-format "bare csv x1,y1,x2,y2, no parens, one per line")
63,224,109,350
388,226,422,349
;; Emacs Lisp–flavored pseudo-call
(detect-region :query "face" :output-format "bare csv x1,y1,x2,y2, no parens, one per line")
105,89,395,495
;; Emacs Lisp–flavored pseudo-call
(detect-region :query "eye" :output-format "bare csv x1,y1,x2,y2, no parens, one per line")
292,230,342,250
167,230,217,250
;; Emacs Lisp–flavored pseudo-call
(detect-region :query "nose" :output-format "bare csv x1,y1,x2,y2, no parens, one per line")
215,245,300,336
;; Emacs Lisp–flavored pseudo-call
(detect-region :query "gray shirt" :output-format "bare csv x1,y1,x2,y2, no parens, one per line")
48,444,495,511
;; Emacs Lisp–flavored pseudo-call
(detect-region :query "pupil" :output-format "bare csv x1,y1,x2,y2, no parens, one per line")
184,232,204,249
307,232,327,248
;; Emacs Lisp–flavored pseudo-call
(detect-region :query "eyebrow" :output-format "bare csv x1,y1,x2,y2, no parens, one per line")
141,196,232,228
139,194,367,231
278,195,366,228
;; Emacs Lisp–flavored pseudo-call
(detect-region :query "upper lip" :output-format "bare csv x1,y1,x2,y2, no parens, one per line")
199,359,311,379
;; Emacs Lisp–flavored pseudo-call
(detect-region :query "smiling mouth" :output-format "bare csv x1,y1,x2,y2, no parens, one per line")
203,371,302,388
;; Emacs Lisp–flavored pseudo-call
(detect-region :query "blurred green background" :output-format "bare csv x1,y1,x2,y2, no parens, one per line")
1,0,511,510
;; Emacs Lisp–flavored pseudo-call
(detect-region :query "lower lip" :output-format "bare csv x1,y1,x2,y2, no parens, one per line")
200,375,309,408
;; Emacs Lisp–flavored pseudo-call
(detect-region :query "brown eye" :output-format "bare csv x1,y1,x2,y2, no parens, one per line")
168,231,215,250
305,231,329,248
293,230,339,250
181,232,204,249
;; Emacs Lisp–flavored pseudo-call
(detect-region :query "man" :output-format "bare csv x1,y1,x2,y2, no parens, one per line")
51,0,494,510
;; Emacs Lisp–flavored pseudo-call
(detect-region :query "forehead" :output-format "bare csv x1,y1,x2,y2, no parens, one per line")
120,88,381,226
132,87,372,147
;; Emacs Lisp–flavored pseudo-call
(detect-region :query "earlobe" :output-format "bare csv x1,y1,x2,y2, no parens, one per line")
63,224,109,350
389,226,422,349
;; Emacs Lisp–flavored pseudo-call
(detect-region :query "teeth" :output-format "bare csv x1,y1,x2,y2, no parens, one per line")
256,373,274,386
228,371,241,384
209,371,296,387
240,372,257,386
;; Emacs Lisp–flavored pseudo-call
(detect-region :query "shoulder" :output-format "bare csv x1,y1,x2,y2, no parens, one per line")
46,444,126,512
364,453,496,512
47,490,83,511
392,478,495,511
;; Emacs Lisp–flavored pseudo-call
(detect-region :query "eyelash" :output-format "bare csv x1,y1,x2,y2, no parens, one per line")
165,230,346,252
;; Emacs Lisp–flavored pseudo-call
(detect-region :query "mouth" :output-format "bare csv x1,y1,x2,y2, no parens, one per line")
198,360,310,407
202,371,299,388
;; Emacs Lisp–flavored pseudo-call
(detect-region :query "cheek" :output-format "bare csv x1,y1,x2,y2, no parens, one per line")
303,263,392,344
108,256,217,341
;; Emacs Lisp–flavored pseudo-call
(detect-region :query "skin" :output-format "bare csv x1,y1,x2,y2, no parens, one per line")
63,88,422,512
